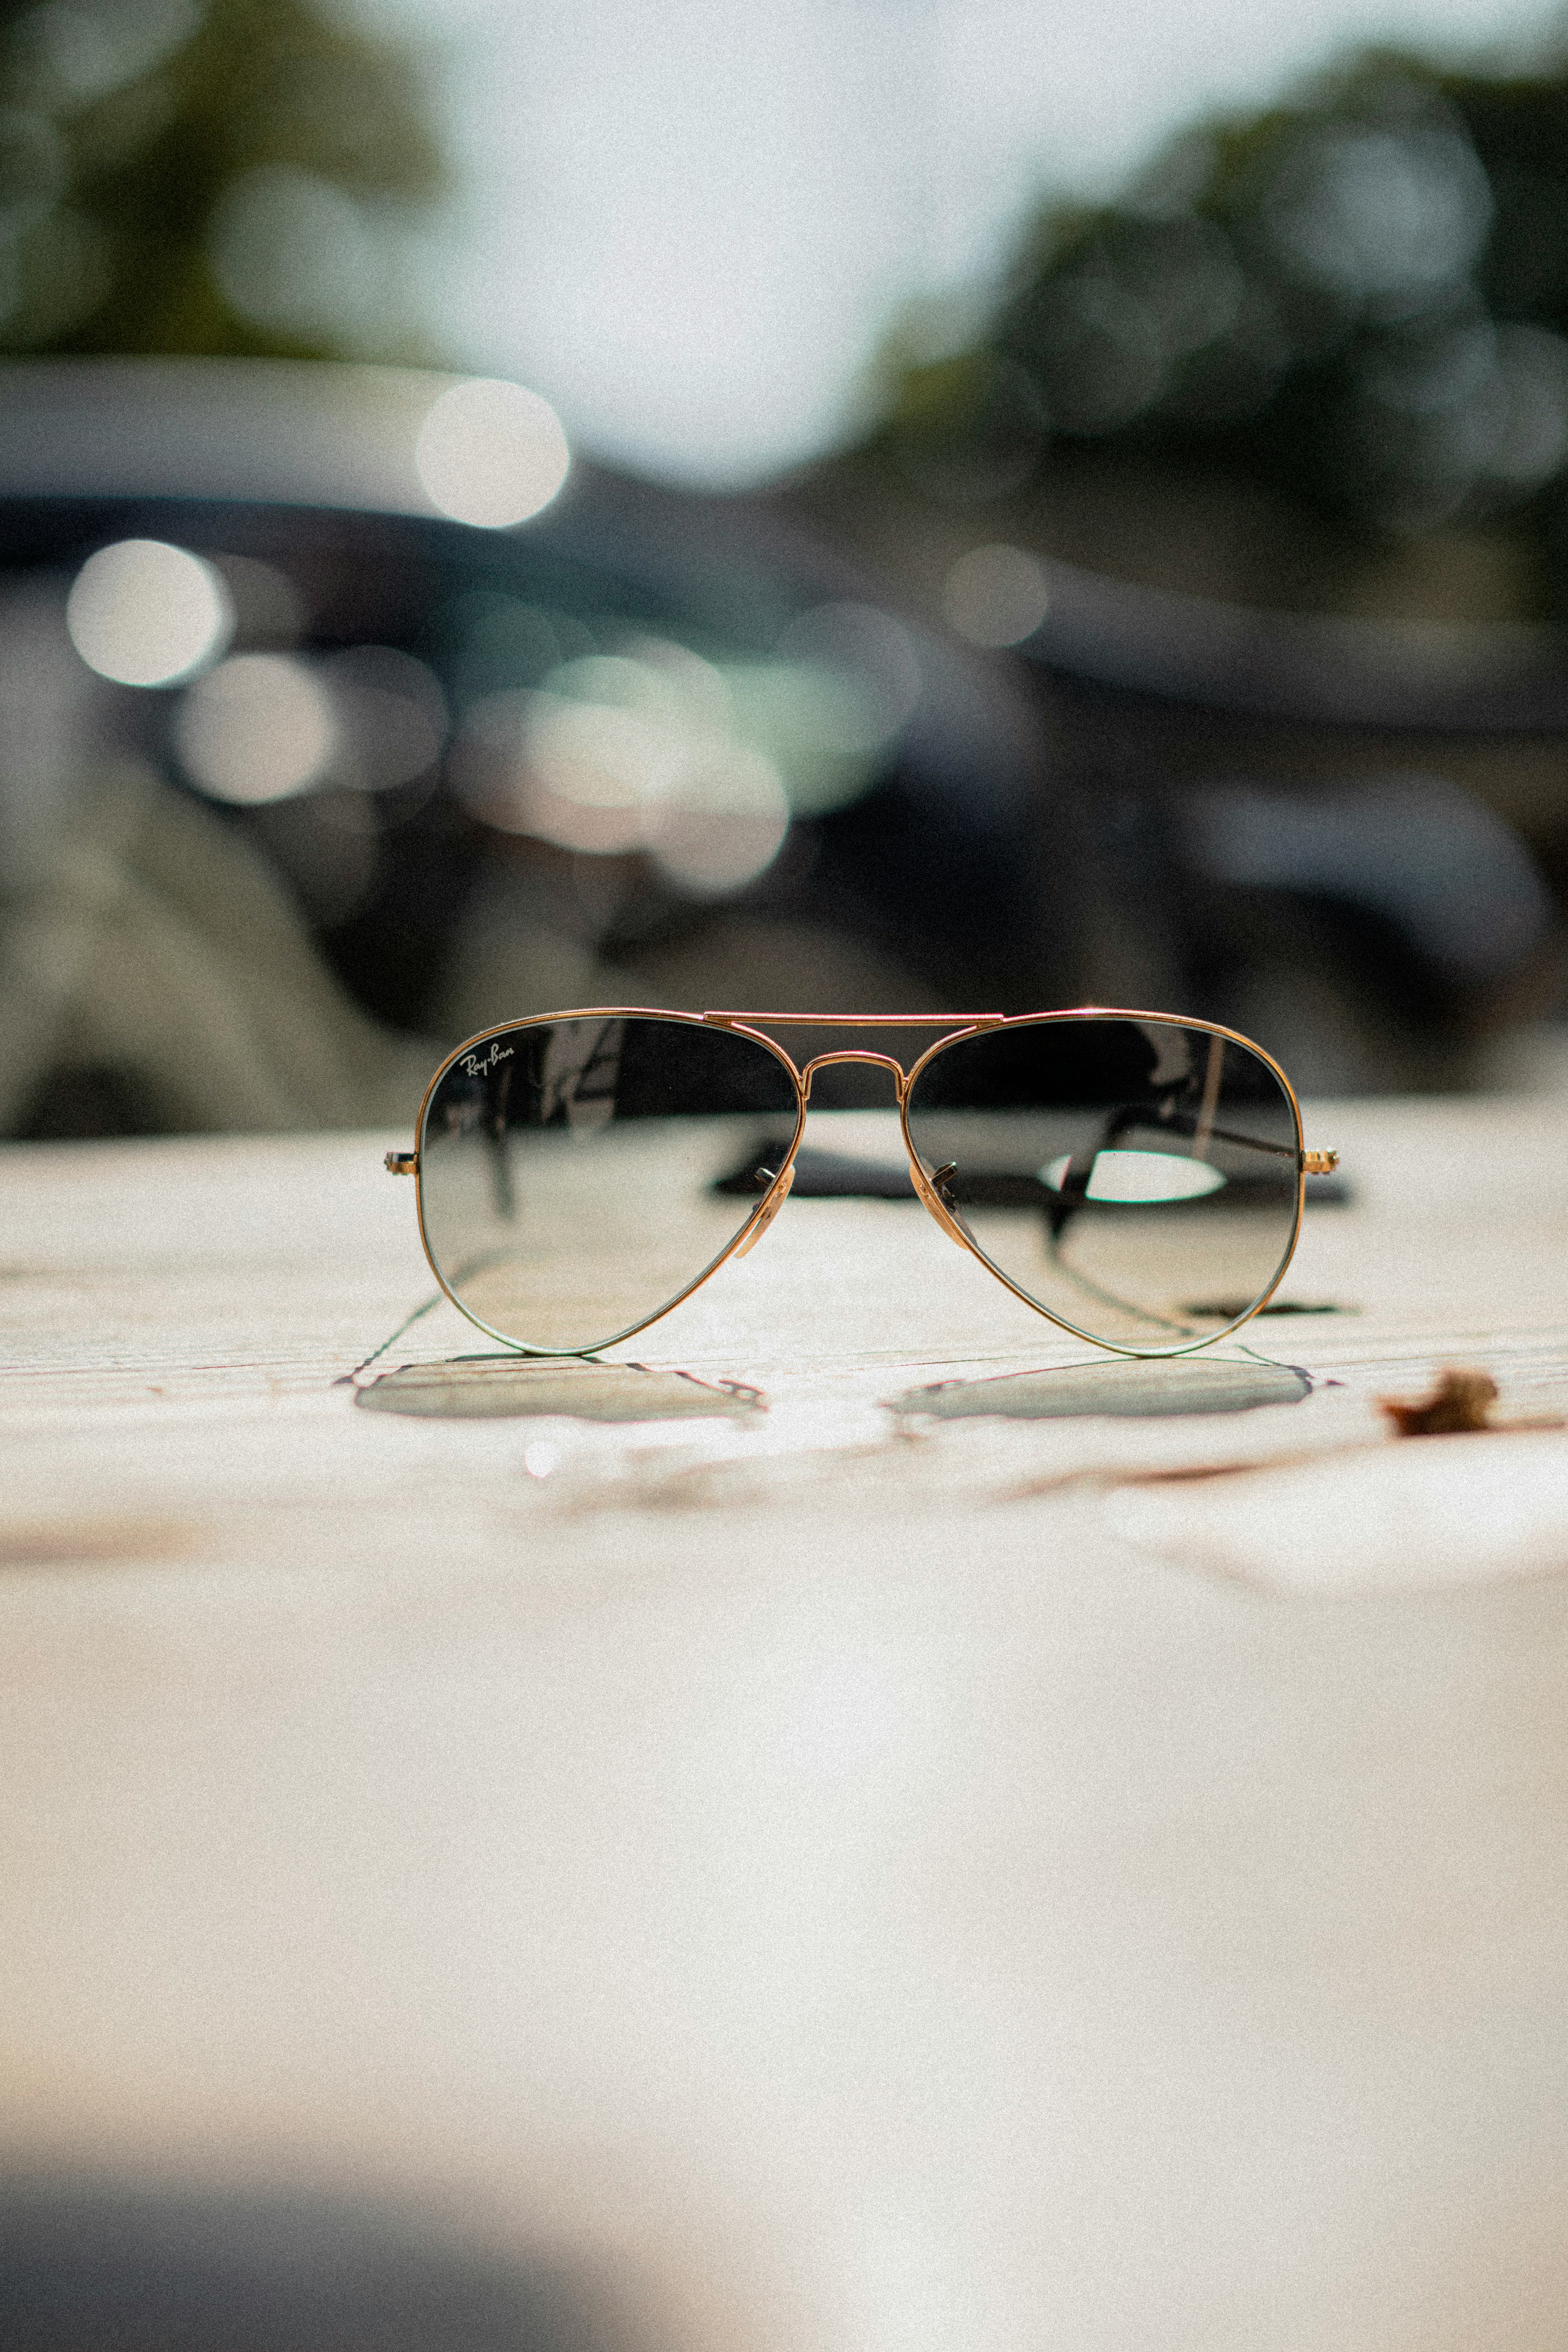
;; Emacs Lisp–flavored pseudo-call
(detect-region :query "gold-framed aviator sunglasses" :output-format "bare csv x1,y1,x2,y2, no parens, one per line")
387,1009,1339,1360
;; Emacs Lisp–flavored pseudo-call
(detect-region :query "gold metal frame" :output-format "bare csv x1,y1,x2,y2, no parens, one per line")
393,1005,1337,1359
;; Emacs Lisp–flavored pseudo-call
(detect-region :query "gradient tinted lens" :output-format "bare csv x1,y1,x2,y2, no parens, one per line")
905,1017,1301,1351
418,1016,800,1351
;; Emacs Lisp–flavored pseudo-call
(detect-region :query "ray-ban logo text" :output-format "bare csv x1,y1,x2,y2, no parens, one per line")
461,1043,514,1079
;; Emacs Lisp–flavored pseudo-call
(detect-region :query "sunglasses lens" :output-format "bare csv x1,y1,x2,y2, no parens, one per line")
905,1017,1301,1350
418,1016,799,1352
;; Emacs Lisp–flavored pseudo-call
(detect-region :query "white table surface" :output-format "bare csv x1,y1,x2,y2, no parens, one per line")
3,1097,1568,2351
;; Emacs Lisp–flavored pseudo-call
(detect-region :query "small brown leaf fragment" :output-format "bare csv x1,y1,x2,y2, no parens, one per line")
1378,1367,1499,1437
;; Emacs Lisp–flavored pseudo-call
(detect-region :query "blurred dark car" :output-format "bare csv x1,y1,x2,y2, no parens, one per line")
1014,549,1568,1089
0,358,1082,1139
782,443,1568,1091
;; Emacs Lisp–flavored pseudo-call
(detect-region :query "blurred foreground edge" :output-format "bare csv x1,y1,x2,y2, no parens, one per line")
0,2177,662,2352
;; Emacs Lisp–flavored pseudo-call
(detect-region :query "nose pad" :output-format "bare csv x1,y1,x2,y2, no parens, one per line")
908,1157,972,1252
734,1160,795,1258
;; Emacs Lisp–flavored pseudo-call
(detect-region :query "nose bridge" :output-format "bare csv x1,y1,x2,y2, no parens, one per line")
800,1048,909,1103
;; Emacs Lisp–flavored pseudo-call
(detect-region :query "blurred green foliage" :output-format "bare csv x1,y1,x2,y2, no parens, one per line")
882,49,1568,553
0,0,445,359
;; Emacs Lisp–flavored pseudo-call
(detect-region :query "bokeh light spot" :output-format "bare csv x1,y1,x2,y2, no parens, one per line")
415,377,571,528
772,603,922,754
1263,122,1492,305
451,636,790,893
66,538,234,688
18,0,199,108
0,106,66,236
942,544,1051,647
208,164,390,346
523,691,670,853
646,741,789,895
174,653,338,805
322,645,447,791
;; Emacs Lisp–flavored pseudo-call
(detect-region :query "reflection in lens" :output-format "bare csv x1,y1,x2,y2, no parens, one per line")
418,1016,800,1352
906,1017,1300,1353
1040,1148,1225,1203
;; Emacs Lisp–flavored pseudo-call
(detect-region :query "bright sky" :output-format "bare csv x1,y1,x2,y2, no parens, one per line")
352,0,1568,485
